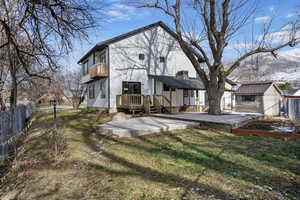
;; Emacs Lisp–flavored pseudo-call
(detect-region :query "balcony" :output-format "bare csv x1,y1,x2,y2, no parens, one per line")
89,62,108,78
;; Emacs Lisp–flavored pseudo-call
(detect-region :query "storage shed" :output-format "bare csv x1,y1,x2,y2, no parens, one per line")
235,82,282,116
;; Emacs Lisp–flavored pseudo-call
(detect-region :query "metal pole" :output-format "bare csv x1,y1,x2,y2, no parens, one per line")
53,103,56,121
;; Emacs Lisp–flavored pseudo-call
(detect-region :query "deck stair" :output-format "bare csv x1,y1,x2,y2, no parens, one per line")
149,105,159,114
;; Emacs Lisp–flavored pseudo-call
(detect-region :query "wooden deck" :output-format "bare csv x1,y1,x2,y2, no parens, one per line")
116,94,172,113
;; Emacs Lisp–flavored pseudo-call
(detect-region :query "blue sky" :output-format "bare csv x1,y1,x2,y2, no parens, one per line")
63,0,300,70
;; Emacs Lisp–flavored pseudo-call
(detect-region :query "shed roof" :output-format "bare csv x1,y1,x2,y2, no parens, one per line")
149,75,205,90
235,81,281,95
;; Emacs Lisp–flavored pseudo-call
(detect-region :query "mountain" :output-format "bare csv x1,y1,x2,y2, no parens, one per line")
230,48,300,88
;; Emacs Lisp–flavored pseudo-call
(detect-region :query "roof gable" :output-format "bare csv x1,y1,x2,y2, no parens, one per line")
264,83,283,96
78,21,177,63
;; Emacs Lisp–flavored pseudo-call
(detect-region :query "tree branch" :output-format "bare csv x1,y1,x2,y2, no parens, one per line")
226,39,300,75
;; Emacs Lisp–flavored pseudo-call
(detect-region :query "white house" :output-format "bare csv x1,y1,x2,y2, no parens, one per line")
78,21,236,113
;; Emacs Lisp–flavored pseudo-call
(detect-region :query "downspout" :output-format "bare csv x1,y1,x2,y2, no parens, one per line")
154,79,156,95
107,47,111,112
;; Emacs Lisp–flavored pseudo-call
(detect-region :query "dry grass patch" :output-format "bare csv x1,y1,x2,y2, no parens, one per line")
0,107,299,200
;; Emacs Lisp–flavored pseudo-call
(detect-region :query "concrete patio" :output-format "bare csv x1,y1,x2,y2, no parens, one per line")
98,117,199,138
150,112,263,131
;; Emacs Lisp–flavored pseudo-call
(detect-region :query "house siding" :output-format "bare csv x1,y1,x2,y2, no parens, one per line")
263,85,282,116
81,53,95,83
86,78,109,109
235,95,264,113
222,91,233,110
80,24,235,112
108,26,197,109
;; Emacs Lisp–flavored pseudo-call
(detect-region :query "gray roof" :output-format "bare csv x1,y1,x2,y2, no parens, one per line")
281,89,298,96
235,81,275,95
149,75,205,90
225,78,237,86
78,21,177,63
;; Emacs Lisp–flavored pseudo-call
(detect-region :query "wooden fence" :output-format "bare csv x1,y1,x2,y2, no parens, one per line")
0,103,36,157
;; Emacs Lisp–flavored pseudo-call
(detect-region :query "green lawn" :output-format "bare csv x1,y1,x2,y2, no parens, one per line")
1,108,299,200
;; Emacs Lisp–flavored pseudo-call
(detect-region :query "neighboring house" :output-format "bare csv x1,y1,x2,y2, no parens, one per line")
235,82,283,116
282,89,300,97
78,21,236,113
37,94,70,105
282,89,300,121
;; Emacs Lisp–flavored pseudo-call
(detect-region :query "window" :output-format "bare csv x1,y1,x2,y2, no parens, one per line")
190,90,194,97
163,84,175,92
242,95,256,102
88,84,95,99
138,53,145,61
100,80,106,98
159,56,166,63
99,52,106,63
183,89,189,97
83,60,89,75
122,81,141,94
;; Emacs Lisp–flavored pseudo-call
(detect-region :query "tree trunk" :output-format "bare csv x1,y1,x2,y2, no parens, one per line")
207,88,222,115
0,96,5,110
0,81,6,110
7,40,18,108
207,70,225,115
9,70,17,107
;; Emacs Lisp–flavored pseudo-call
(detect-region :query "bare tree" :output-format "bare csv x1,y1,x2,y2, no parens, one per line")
18,76,51,103
0,0,100,107
131,0,300,114
58,69,86,109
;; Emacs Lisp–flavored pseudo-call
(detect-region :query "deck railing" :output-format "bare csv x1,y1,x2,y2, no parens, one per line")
116,94,145,108
116,94,171,113
153,95,172,112
153,95,171,107
89,62,108,78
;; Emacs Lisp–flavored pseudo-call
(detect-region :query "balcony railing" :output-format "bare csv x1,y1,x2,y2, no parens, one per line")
89,62,108,78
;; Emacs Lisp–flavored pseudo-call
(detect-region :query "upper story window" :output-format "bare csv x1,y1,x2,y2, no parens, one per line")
139,53,145,61
160,56,166,63
99,52,106,63
83,60,89,75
